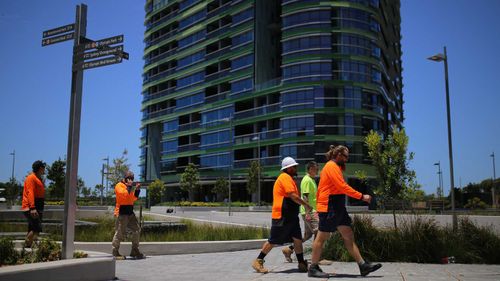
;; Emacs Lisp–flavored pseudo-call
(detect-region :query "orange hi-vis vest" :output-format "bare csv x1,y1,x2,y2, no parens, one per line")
316,160,362,213
22,173,45,211
271,172,300,219
114,181,139,216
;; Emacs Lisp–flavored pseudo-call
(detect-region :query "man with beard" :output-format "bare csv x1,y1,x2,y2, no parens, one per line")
21,160,46,248
252,157,313,274
308,145,382,278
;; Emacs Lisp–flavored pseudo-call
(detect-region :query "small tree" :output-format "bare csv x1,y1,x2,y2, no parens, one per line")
365,126,419,229
106,149,131,187
246,161,260,200
80,186,91,198
1,178,22,208
148,179,166,206
94,184,104,200
212,177,229,201
46,158,66,199
179,163,200,201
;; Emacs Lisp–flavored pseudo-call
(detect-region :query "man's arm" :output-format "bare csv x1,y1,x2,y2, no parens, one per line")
287,192,312,213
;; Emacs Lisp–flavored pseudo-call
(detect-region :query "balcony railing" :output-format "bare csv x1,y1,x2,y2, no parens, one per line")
177,142,200,152
207,2,231,18
205,69,230,83
234,129,281,145
178,121,200,131
204,46,231,61
144,47,178,66
145,29,178,48
144,107,175,120
205,91,229,103
233,156,281,169
234,103,281,120
143,67,176,84
143,86,176,102
146,10,178,30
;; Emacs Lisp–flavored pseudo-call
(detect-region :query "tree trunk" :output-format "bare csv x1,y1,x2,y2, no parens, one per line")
392,201,398,230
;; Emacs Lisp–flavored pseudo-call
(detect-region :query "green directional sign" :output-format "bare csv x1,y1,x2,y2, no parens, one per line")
43,23,75,38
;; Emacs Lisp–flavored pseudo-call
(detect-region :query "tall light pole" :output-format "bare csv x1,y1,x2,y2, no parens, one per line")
252,132,261,206
434,162,442,198
222,116,233,216
103,156,109,200
428,46,457,229
9,150,15,180
491,152,496,208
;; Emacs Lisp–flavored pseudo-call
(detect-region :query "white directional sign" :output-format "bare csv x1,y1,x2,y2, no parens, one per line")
43,23,75,38
83,45,123,60
84,35,124,50
41,32,75,46
82,56,122,70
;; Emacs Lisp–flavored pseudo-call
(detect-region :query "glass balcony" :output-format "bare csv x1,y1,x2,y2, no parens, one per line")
234,103,281,120
178,121,201,131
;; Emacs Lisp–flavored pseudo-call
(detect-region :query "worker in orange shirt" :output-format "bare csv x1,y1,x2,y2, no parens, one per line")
252,157,312,274
111,171,144,259
21,160,46,248
308,145,382,278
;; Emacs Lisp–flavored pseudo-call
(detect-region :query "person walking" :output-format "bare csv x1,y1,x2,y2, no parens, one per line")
308,145,382,278
252,157,313,273
282,161,320,262
21,160,46,248
112,171,145,259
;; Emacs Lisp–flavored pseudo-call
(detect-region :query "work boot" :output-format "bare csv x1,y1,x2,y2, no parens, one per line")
359,261,382,276
252,259,269,273
130,248,145,259
308,264,329,278
112,249,126,260
282,247,293,263
297,260,308,272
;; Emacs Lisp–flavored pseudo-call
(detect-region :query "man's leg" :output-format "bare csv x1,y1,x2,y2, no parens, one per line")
308,231,331,278
292,237,309,272
112,215,128,258
128,214,144,258
252,241,274,273
337,225,381,276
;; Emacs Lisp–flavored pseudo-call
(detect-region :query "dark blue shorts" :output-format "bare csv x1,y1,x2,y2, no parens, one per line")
268,216,302,245
24,211,43,233
318,209,352,232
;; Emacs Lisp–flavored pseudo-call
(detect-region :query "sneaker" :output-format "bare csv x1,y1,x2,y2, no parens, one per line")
282,247,293,263
130,248,145,259
308,264,329,278
112,249,126,260
298,260,308,272
252,259,269,273
359,261,382,276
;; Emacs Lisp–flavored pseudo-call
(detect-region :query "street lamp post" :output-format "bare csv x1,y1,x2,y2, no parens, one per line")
252,132,261,206
428,46,457,230
9,150,15,180
491,152,496,208
434,162,443,198
103,156,109,199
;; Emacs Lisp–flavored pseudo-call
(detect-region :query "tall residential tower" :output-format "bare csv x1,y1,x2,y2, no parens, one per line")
141,0,403,202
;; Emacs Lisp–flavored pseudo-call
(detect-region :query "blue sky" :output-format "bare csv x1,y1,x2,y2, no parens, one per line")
0,0,498,196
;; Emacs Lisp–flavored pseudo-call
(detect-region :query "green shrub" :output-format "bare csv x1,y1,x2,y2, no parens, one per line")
464,197,487,209
321,215,500,264
35,238,61,262
0,237,18,265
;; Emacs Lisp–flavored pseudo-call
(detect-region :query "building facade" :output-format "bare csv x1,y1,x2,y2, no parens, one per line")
140,0,403,202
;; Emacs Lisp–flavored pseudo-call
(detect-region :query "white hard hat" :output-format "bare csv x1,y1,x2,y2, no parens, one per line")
281,156,299,171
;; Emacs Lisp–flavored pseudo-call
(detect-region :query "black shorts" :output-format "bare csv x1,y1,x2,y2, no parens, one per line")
24,211,43,233
318,209,352,233
268,216,302,245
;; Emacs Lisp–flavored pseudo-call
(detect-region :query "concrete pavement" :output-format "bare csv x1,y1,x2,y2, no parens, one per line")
114,248,500,281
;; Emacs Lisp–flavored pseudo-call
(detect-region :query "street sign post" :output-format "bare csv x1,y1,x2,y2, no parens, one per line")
41,4,128,259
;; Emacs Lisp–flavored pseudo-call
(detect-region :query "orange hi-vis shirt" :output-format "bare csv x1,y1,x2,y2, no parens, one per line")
272,172,300,219
114,181,139,216
22,173,45,211
316,160,363,213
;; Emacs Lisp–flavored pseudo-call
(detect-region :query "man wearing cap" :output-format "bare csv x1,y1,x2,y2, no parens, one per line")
21,160,46,248
252,157,313,273
111,171,145,259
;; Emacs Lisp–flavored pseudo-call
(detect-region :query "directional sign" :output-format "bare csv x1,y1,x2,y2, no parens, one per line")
42,32,75,47
43,23,75,38
82,56,122,70
83,45,123,60
84,35,123,50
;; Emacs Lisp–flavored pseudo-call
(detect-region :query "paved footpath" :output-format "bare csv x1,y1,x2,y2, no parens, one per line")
113,248,500,281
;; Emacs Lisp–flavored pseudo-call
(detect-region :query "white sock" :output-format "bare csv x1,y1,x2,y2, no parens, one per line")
358,258,365,265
